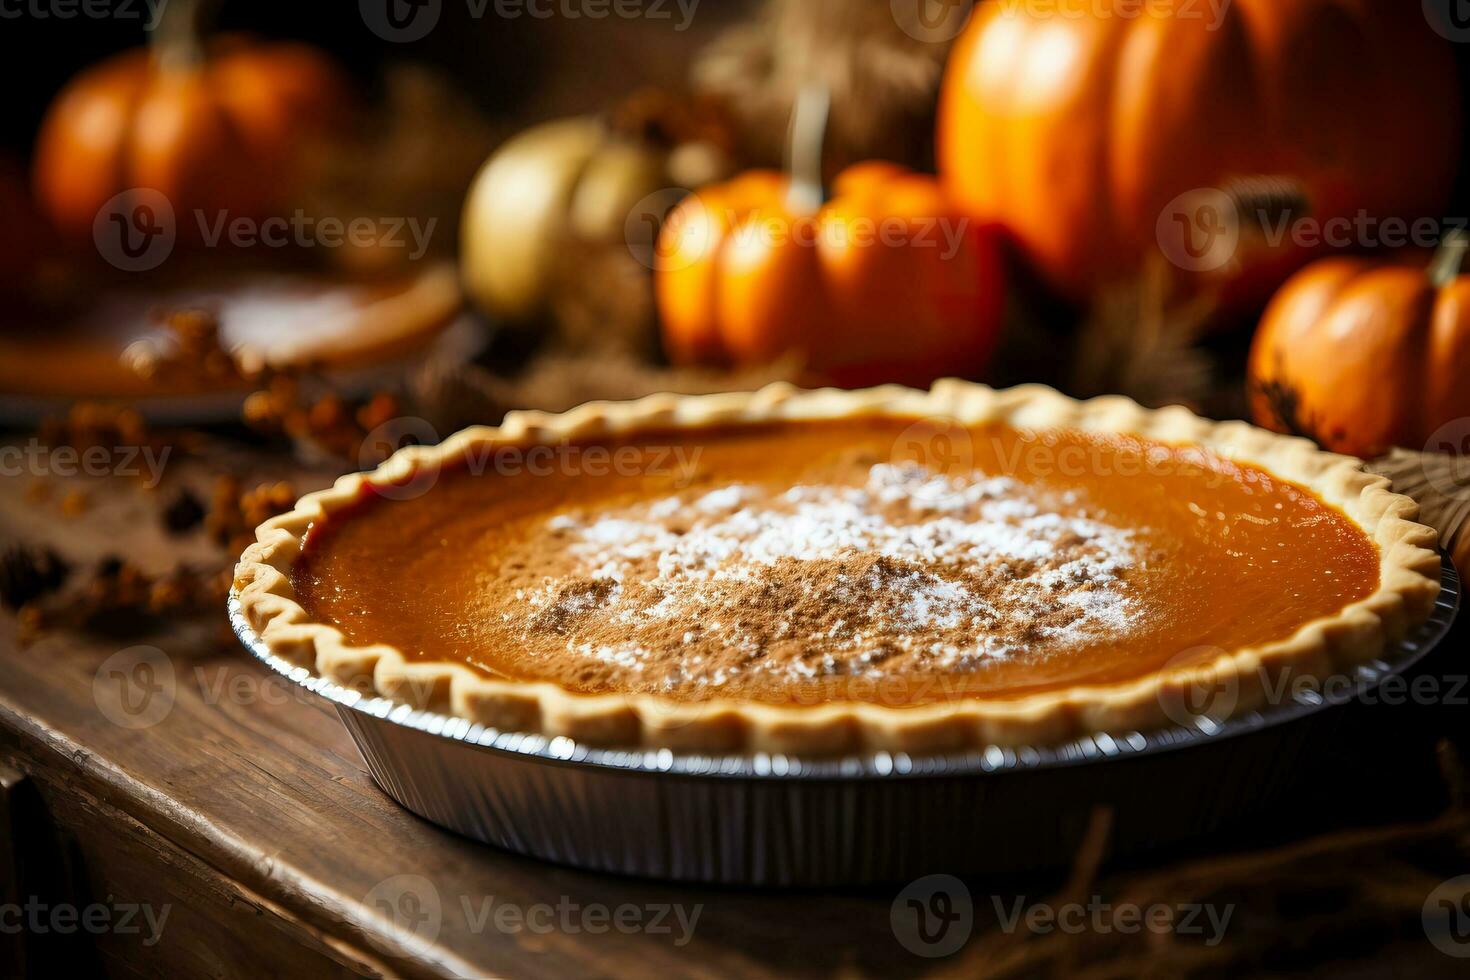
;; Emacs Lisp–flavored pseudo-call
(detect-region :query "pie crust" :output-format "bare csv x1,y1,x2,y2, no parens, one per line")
233,382,1443,755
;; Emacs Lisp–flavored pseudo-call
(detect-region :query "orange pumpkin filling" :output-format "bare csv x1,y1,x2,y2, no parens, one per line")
291,419,1380,707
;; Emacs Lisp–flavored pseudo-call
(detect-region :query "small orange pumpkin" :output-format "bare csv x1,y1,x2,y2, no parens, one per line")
655,162,1005,387
33,17,351,243
1247,233,1470,458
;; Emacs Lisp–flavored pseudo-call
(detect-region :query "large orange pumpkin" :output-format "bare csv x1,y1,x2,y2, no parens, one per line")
34,29,351,243
938,0,1460,308
656,162,1005,387
1247,234,1470,458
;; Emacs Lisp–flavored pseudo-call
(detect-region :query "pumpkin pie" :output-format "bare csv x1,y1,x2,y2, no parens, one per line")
0,263,463,403
233,382,1442,755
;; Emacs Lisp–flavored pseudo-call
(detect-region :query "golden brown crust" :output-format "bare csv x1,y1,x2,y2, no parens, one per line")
233,381,1444,756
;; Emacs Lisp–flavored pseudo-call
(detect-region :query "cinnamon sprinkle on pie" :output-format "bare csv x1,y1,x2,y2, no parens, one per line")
513,465,1147,698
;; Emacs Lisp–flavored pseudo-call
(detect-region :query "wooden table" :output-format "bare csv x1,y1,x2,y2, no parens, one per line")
0,440,1467,977
0,445,949,978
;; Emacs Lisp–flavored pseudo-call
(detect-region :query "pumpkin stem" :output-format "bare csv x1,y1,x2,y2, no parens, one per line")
1429,227,1470,287
1221,176,1311,240
608,88,684,147
151,0,210,72
785,85,830,214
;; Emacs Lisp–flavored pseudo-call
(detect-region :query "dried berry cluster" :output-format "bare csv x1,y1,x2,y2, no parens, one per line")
4,476,297,646
0,545,69,611
8,555,232,645
161,487,206,534
85,556,228,622
38,401,192,466
244,376,404,463
7,308,379,646
125,308,248,388
206,476,299,557
123,306,406,465
39,402,148,450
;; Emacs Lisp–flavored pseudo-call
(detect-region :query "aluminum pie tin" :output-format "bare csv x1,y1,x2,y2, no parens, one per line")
230,554,1460,886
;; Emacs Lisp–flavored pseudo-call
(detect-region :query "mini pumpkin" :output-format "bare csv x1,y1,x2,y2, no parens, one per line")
655,161,1005,387
33,13,352,243
1247,233,1470,458
938,0,1459,308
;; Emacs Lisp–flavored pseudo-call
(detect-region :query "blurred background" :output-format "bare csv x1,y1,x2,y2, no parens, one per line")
3,0,1470,557
0,1,754,150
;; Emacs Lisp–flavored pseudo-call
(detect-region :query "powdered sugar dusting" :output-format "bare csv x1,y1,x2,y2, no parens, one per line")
510,462,1149,694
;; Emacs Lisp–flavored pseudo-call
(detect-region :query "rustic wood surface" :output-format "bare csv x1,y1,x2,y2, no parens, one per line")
0,446,948,978
0,438,1467,977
